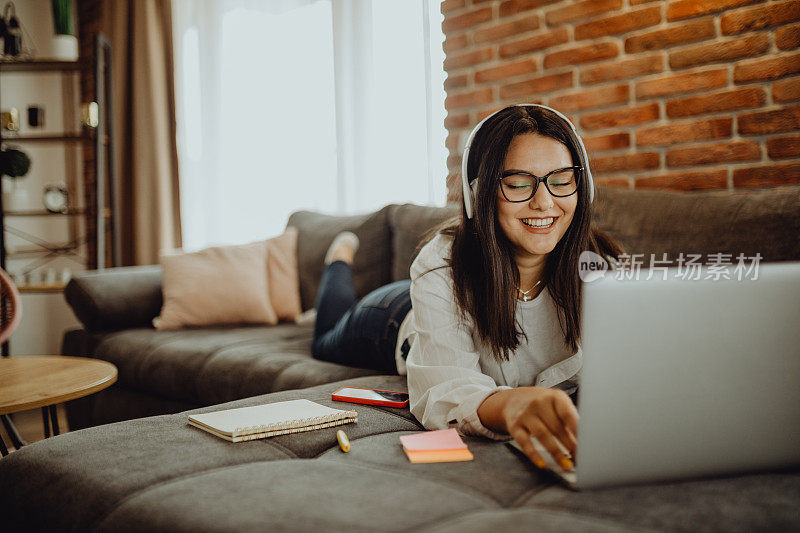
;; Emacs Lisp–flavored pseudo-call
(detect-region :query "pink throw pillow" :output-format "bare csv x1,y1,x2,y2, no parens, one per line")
265,227,302,321
153,240,278,330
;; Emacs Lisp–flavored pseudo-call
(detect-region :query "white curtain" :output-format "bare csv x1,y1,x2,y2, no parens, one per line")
172,0,447,250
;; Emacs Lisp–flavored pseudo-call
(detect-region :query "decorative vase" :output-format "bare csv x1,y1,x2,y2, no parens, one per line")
46,34,78,61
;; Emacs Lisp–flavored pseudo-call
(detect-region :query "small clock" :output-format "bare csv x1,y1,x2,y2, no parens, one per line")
43,184,69,213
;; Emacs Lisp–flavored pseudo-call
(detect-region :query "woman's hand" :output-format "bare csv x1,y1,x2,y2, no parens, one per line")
477,387,578,470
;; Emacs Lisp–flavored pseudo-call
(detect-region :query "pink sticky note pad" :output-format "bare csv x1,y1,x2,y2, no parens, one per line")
399,428,467,451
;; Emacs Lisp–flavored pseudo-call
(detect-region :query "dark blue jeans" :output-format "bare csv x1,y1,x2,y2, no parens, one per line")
312,261,412,373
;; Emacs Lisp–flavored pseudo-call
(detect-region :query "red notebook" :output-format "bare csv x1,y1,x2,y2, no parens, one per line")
399,428,474,463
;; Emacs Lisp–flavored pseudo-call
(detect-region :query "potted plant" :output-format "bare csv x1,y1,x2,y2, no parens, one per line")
0,147,30,210
48,0,78,60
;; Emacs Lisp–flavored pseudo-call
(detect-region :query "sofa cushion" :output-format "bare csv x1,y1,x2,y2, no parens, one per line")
90,323,380,405
288,205,393,311
265,227,303,321
593,185,800,265
388,203,459,281
1,376,798,532
153,240,278,330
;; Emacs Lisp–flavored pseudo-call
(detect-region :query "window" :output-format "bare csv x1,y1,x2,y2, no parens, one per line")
173,0,446,249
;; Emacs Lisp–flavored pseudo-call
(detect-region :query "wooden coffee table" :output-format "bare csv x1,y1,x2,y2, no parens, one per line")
0,356,117,455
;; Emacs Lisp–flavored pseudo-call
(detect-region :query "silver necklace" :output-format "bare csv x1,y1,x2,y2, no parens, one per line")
518,279,542,302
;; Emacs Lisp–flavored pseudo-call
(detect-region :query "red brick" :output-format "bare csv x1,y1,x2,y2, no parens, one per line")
666,0,763,21
446,172,462,201
776,23,800,50
474,16,540,44
443,47,494,71
595,177,632,188
625,19,716,53
444,73,469,90
442,6,492,33
733,163,800,187
738,106,800,135
666,141,761,167
499,28,569,58
666,87,766,118
475,59,538,84
580,104,659,130
635,169,728,191
543,42,619,69
500,72,573,99
545,0,622,26
591,152,660,172
733,53,800,83
443,34,468,53
580,54,663,85
773,78,800,103
767,134,800,159
669,34,769,69
447,154,463,168
721,0,800,35
441,0,466,14
499,0,561,17
636,118,733,146
574,6,661,41
636,69,728,99
584,132,631,152
446,133,461,150
477,105,505,122
549,84,629,112
445,88,494,110
445,112,471,129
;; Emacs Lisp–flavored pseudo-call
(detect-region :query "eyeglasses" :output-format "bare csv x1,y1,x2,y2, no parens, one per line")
499,166,581,202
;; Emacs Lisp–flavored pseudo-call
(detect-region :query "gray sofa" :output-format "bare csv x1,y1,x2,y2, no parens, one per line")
1,185,799,531
59,186,800,430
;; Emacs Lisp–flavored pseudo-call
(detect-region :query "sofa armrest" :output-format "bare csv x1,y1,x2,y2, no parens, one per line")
64,265,163,331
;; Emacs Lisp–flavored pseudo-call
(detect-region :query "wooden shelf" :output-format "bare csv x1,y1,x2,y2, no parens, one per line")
4,209,86,217
1,133,86,143
0,60,84,73
17,283,67,293
6,244,82,257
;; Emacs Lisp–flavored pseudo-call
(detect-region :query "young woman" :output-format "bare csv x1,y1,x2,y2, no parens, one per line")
311,104,622,470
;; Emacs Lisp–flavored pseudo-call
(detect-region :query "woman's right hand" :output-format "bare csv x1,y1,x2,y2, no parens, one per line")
477,386,578,470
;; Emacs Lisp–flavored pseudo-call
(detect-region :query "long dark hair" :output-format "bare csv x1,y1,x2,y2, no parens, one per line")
439,105,622,360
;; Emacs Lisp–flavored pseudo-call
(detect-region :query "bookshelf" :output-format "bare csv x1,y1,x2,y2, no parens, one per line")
0,38,117,295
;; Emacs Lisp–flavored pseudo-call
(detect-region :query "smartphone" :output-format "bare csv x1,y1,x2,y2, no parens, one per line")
332,386,410,408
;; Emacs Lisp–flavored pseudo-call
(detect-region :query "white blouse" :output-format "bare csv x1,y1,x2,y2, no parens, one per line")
404,233,581,440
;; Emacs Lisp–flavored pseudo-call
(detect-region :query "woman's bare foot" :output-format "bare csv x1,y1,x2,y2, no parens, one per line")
324,232,360,265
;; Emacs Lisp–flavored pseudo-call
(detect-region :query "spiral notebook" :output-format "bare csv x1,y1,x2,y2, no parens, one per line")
188,399,358,442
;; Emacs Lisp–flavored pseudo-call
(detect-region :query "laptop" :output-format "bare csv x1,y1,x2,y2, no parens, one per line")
509,261,800,490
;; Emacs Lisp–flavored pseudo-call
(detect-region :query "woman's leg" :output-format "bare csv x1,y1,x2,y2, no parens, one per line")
313,280,412,373
313,261,358,340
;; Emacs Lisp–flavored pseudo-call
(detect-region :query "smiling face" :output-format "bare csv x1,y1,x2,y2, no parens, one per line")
496,133,578,263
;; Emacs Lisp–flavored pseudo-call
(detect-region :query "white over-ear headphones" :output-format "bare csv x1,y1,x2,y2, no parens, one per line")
461,103,595,219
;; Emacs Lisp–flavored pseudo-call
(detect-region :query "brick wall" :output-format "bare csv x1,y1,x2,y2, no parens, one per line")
441,0,800,200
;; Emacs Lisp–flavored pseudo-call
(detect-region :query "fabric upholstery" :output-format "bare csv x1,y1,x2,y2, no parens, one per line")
287,205,393,311
64,265,163,331
61,188,800,427
266,227,302,321
592,185,800,265
85,323,379,407
1,376,798,532
388,203,459,281
153,240,277,329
